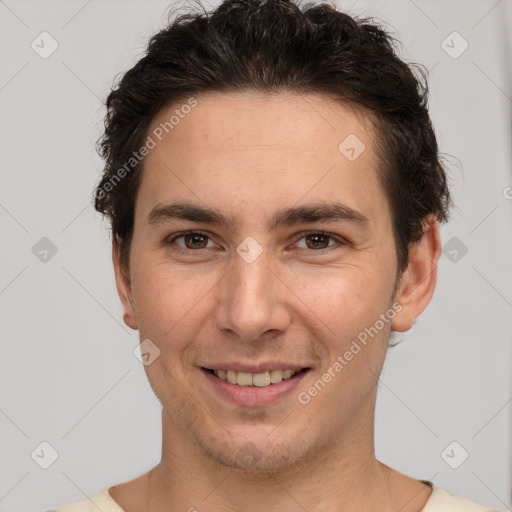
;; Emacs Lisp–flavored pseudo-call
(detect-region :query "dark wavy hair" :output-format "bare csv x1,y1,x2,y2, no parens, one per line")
94,0,452,278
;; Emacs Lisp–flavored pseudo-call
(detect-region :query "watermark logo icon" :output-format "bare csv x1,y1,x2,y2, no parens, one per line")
441,441,469,469
338,134,365,161
134,339,161,366
31,32,59,59
441,32,468,59
32,237,58,263
236,442,262,469
236,236,263,264
31,441,59,469
442,236,468,263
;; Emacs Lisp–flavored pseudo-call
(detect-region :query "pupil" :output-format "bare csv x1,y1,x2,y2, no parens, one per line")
308,234,327,249
187,233,206,249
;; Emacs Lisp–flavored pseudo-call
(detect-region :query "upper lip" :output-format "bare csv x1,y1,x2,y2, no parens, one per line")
202,362,310,373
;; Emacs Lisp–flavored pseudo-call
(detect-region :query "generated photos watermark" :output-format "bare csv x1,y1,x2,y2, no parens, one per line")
95,97,198,201
298,302,403,405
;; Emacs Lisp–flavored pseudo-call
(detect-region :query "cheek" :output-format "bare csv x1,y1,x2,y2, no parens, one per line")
288,259,391,331
130,262,211,393
287,262,394,390
131,258,221,337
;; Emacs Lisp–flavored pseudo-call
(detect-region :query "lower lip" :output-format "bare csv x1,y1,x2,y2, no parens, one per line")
201,368,310,407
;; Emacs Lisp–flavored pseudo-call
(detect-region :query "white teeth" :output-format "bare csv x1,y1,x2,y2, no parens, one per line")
252,371,271,387
282,369,293,380
227,370,237,384
212,369,299,387
236,372,253,386
269,370,283,383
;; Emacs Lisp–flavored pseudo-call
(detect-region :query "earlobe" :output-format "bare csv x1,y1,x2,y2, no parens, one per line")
391,216,442,333
112,242,139,330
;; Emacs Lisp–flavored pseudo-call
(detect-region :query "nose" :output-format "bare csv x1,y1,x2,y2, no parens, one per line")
215,248,291,343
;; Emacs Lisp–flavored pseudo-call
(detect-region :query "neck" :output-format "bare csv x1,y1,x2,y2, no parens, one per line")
148,398,399,512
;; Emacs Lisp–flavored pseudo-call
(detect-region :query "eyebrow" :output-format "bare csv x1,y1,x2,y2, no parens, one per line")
146,201,370,231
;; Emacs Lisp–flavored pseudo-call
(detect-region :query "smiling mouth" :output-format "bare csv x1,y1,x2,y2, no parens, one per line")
203,368,310,387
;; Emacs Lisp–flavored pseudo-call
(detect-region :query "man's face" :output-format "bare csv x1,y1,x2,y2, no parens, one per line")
118,92,403,472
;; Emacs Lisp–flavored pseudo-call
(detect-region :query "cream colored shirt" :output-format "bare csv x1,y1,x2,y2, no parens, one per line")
50,482,501,511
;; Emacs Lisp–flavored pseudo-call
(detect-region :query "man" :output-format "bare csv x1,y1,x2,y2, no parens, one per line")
53,0,497,510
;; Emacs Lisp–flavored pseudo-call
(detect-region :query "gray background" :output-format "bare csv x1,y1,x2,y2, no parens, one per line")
0,0,511,510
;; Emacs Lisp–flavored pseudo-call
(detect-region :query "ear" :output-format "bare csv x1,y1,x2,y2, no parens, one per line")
112,241,138,330
391,216,442,332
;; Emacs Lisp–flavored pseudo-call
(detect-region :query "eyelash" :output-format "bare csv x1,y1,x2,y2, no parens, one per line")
166,230,347,255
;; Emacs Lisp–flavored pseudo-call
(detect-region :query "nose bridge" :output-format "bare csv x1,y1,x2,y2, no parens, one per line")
233,250,270,308
216,244,289,341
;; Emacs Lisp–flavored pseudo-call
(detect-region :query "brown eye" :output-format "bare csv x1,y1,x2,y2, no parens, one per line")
304,233,331,250
169,232,215,250
183,233,209,249
294,231,339,251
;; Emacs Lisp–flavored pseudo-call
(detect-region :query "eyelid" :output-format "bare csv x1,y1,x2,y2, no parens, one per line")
166,229,348,253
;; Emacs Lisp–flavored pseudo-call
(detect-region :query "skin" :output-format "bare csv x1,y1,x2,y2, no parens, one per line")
110,91,441,512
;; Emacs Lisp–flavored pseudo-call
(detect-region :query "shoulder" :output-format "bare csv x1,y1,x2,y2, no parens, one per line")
422,484,501,512
49,487,125,512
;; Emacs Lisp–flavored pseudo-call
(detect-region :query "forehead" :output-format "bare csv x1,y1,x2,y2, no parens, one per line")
136,91,389,229
149,90,375,152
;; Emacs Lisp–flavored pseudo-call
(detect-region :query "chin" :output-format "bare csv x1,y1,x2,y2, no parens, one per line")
192,423,320,475
204,444,302,474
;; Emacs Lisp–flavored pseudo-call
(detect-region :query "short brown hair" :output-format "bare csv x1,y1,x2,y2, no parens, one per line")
94,0,452,276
